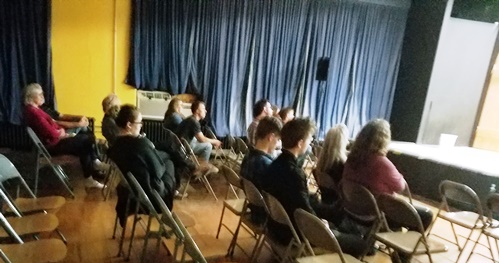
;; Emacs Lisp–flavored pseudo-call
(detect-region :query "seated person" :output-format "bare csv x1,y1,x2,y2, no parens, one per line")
314,124,348,205
101,94,121,145
163,97,184,132
342,119,433,230
41,103,91,135
247,99,273,147
261,118,367,257
176,101,221,164
108,105,175,226
240,116,282,223
23,83,106,188
278,107,295,125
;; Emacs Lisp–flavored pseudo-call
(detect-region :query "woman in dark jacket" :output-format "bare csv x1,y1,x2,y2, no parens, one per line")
108,104,175,226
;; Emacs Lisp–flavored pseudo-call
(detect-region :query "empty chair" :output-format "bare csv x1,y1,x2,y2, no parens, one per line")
426,180,485,262
180,138,218,201
0,210,60,241
205,127,230,162
26,127,75,198
234,138,249,163
0,154,66,215
294,208,362,263
467,193,499,262
224,135,239,168
229,177,268,261
216,165,246,246
376,194,446,263
0,212,67,263
258,191,303,263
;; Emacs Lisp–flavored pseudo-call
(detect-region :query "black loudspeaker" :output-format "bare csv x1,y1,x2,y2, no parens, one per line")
316,57,330,81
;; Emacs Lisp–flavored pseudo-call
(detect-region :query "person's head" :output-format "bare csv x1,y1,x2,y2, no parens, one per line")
191,100,207,120
166,97,183,116
253,99,273,119
316,124,349,173
349,119,391,165
23,83,45,106
255,116,283,153
102,94,121,115
271,105,280,117
115,104,143,137
281,118,316,156
279,107,295,124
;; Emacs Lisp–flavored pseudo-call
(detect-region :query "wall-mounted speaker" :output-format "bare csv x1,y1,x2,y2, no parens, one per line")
316,57,330,81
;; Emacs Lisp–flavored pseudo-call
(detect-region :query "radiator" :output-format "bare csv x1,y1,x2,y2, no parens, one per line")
142,119,168,145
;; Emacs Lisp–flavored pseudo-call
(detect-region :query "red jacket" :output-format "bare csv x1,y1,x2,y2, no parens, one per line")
24,104,62,147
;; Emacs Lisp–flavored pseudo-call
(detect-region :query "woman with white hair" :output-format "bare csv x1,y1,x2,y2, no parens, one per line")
101,94,121,145
23,83,106,188
314,124,348,204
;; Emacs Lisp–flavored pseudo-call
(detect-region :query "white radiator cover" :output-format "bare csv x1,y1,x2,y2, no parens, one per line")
136,90,192,120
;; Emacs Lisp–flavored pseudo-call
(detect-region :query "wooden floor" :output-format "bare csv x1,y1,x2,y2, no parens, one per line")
2,149,498,263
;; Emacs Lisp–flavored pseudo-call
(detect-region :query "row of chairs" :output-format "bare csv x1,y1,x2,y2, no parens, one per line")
0,154,68,262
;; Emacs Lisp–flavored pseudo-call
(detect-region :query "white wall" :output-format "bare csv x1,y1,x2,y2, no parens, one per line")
417,0,499,146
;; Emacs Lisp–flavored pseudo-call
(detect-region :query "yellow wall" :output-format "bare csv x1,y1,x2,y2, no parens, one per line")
51,0,135,136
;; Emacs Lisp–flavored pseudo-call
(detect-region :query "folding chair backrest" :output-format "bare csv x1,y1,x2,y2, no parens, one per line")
126,172,159,217
180,138,201,166
150,190,184,241
204,127,217,140
221,165,242,189
340,180,381,222
0,154,36,198
0,189,22,217
235,138,248,155
486,193,499,220
262,191,301,243
112,164,136,199
172,212,208,263
0,212,23,244
377,194,425,234
439,180,483,216
225,135,236,152
294,209,346,260
242,178,267,211
26,127,52,160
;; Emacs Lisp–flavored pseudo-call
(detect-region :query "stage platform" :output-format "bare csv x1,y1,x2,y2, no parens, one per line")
388,142,499,203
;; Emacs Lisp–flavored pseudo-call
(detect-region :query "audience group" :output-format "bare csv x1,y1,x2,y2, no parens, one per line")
23,83,430,261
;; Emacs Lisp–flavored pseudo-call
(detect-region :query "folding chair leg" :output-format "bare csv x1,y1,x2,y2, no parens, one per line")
201,175,218,201
249,233,265,262
34,153,41,196
216,206,226,239
117,197,132,257
181,176,192,200
466,230,485,262
141,216,153,263
126,204,141,261
56,228,67,244
456,228,479,263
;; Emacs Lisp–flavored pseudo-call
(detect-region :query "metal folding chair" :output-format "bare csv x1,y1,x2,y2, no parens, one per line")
180,138,218,201
258,191,304,263
26,127,75,198
216,165,245,243
426,180,486,262
376,194,446,263
0,212,67,263
467,193,499,262
294,208,362,263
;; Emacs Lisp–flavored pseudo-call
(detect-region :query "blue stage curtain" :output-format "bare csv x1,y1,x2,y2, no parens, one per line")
0,0,54,125
127,0,410,138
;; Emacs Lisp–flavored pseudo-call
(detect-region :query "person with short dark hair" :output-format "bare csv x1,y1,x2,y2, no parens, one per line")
176,101,221,162
109,104,176,226
247,99,273,146
261,118,367,257
278,107,295,124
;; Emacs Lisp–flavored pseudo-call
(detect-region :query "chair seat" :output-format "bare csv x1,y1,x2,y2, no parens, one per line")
224,199,247,215
376,231,447,254
240,213,265,235
0,238,67,263
6,196,66,214
484,226,499,239
0,213,59,238
439,211,484,228
165,234,229,262
297,253,362,263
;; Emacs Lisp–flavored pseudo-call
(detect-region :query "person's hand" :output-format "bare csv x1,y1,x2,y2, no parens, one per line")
78,116,89,127
213,140,222,148
58,128,67,138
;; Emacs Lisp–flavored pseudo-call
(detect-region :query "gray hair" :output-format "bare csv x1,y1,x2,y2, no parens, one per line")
23,83,43,105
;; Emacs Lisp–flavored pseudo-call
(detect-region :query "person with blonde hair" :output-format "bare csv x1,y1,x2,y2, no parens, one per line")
315,124,348,204
101,94,121,145
163,97,184,132
342,119,432,231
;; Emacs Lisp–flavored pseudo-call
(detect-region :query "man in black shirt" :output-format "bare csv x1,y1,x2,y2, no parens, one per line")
176,101,221,162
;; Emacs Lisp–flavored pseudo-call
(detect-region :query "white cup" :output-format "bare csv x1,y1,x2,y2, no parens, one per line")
439,133,457,147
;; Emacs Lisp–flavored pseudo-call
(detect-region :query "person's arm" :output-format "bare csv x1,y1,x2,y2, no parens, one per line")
194,131,222,147
26,107,66,143
291,168,316,215
56,114,89,129
378,156,405,193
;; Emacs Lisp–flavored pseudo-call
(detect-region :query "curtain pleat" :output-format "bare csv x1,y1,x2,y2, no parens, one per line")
127,0,409,138
0,0,54,125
